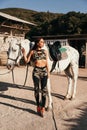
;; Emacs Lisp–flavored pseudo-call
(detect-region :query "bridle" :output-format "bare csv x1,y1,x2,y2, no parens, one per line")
7,44,22,63
7,43,29,87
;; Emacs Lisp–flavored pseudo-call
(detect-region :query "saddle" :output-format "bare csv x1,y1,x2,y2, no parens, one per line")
48,41,61,61
59,47,68,60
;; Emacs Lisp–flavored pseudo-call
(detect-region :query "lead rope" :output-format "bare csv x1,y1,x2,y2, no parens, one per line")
0,66,15,84
11,65,29,87
0,69,12,75
12,69,15,84
23,64,29,87
51,103,58,130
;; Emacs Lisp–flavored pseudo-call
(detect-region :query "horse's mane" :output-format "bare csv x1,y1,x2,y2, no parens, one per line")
47,41,61,61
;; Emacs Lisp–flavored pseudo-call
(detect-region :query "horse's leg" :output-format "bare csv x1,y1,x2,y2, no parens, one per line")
64,65,73,99
46,78,52,110
71,64,78,99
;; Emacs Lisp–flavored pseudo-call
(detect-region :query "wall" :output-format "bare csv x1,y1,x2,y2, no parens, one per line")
44,39,69,46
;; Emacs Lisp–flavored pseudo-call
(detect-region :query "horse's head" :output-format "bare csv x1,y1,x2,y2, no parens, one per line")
7,38,31,70
7,38,21,69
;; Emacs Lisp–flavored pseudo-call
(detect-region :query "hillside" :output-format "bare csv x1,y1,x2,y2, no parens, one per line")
0,8,86,37
0,8,63,25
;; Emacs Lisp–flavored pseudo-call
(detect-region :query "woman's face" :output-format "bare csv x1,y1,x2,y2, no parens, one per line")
37,38,45,48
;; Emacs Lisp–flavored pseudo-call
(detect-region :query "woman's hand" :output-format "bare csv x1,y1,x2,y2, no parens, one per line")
21,48,26,56
21,48,28,63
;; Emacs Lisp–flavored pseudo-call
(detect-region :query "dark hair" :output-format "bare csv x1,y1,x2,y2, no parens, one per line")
35,37,42,44
32,37,43,50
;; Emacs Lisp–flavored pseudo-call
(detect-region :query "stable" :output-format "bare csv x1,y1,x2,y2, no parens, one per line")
0,11,36,38
0,11,36,65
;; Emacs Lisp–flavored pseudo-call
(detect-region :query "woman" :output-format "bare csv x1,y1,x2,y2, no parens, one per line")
22,38,50,117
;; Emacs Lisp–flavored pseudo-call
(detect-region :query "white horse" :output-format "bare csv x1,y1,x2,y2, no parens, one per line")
7,38,79,110
7,37,52,109
7,38,30,68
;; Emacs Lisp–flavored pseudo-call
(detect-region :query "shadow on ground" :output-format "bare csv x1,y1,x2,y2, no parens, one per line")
64,102,87,130
0,81,34,91
0,81,38,116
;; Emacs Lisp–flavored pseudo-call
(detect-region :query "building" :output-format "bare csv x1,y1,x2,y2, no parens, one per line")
0,11,36,65
0,11,36,35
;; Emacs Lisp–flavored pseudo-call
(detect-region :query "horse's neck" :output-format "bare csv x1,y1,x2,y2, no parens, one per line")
42,44,53,71
17,39,30,63
21,40,30,55
42,44,50,52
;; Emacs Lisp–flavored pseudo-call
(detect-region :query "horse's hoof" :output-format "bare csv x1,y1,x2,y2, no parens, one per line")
64,96,75,100
64,97,69,100
69,97,75,100
64,96,71,100
45,106,52,111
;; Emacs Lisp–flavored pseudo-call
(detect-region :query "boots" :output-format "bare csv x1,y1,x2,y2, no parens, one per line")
37,106,45,117
37,106,41,113
40,107,45,117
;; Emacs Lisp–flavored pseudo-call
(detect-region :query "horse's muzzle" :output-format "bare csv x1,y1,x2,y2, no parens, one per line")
7,64,14,70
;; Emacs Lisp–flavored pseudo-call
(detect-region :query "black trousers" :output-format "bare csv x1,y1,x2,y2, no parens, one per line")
32,66,48,107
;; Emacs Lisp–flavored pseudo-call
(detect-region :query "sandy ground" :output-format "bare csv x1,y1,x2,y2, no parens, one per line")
0,66,87,130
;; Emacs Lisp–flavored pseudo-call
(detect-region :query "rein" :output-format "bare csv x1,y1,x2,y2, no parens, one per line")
11,65,29,87
8,43,29,87
0,67,15,86
23,64,29,87
51,103,58,130
0,69,12,75
8,44,22,63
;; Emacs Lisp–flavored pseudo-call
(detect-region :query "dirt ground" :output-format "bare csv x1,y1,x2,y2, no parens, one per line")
0,66,87,130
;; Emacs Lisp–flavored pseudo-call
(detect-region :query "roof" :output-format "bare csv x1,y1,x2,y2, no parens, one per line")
0,11,36,26
32,34,87,40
